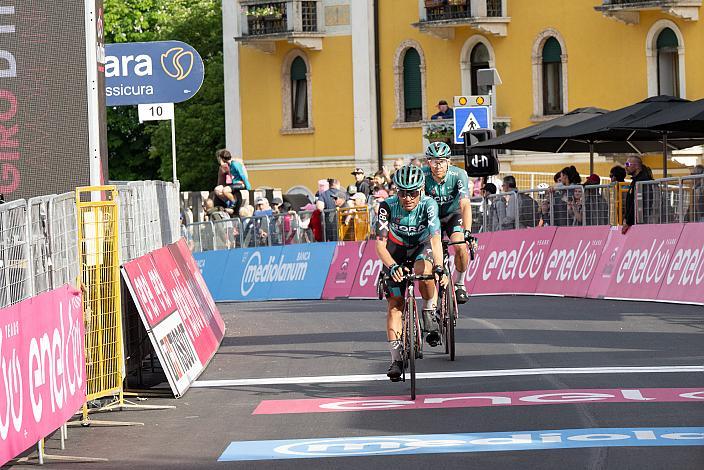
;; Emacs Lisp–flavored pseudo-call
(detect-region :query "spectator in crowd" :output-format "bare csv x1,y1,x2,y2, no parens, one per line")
351,168,371,197
610,165,627,183
623,155,653,234
431,100,454,120
316,180,346,241
214,149,251,215
411,157,423,168
392,158,405,175
584,173,601,186
497,175,520,230
686,164,704,222
316,179,330,200
480,183,502,232
538,198,551,227
566,186,585,226
371,169,391,190
252,197,273,245
559,165,582,186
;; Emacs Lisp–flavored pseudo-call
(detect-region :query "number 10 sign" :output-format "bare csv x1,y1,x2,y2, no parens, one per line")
138,102,175,122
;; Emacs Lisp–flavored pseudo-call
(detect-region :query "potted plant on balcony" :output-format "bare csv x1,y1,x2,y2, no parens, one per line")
423,123,454,145
247,5,283,21
424,0,446,8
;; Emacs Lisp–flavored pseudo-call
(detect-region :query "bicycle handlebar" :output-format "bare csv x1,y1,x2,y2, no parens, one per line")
442,235,477,261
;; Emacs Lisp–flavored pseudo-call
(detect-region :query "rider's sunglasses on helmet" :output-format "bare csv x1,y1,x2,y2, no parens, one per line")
398,189,421,199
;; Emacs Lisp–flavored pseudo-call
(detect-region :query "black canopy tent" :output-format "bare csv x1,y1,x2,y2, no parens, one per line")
538,96,704,177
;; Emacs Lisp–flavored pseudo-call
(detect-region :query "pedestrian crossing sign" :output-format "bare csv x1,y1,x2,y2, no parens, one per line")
453,106,492,144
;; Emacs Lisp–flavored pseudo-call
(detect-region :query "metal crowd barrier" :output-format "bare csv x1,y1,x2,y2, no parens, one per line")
636,174,704,224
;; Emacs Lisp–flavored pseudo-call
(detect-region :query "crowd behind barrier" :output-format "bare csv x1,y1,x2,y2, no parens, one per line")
185,174,704,250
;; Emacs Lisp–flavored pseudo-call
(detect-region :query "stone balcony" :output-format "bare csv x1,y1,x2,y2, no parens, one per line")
594,0,701,24
413,0,510,39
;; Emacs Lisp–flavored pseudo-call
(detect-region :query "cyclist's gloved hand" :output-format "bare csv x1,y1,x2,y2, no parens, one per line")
389,264,405,283
433,265,449,288
464,230,478,251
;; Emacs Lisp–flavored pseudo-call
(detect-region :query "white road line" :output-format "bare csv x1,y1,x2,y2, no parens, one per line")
191,365,704,388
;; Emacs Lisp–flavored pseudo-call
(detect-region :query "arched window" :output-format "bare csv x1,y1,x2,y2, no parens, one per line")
470,44,490,96
542,37,562,115
656,28,679,97
403,48,422,122
281,50,313,133
291,57,308,128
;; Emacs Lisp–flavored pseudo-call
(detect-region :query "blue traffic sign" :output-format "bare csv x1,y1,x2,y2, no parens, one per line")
454,106,492,144
105,41,205,106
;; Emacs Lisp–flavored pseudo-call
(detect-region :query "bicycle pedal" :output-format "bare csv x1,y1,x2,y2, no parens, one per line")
390,376,402,383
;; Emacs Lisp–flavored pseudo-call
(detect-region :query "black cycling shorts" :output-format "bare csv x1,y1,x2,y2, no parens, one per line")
439,211,464,237
380,239,433,298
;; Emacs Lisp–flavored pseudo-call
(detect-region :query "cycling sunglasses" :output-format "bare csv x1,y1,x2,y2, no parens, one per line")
398,189,421,199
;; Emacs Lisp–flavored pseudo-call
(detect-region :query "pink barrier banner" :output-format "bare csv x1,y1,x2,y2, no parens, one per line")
535,226,610,298
0,286,86,467
348,241,383,299
657,222,704,305
586,226,628,299
604,224,684,301
472,227,556,295
122,242,225,397
462,232,493,294
322,241,366,299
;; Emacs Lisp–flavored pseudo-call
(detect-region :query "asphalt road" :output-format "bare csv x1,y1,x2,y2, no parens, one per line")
19,296,704,469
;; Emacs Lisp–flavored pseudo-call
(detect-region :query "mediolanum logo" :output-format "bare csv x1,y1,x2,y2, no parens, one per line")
161,47,194,81
219,428,704,462
241,251,308,296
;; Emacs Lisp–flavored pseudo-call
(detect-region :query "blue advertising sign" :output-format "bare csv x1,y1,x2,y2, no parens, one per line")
219,427,704,462
192,250,231,301
220,246,283,302
105,41,205,106
269,243,336,300
454,106,492,144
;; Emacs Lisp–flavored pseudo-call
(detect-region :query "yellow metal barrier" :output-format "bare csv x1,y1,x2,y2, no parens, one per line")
76,186,124,416
611,182,630,226
337,206,371,241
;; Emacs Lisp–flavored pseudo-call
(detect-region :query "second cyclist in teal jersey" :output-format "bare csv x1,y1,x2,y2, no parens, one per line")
423,142,474,305
376,165,448,381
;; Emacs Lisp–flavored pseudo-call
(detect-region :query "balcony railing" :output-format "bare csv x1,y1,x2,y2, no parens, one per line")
237,0,323,51
416,0,509,37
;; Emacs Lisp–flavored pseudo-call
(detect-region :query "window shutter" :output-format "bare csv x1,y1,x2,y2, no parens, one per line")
403,48,422,110
542,37,562,63
291,57,307,81
657,28,678,49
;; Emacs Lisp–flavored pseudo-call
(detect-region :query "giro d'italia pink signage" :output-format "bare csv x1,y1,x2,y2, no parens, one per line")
0,285,86,467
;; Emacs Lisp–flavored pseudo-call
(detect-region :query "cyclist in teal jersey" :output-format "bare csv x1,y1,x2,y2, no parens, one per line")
423,142,474,304
375,165,448,381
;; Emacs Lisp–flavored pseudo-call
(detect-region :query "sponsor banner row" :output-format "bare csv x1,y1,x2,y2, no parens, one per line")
219,428,704,461
122,239,226,397
194,243,337,302
329,223,704,305
0,286,86,467
194,223,704,305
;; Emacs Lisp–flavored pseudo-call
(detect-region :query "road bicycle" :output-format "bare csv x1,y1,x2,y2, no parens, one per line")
436,235,476,361
378,269,435,400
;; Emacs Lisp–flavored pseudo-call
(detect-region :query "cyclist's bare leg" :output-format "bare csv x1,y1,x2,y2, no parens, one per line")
415,259,436,308
386,296,404,342
451,230,468,284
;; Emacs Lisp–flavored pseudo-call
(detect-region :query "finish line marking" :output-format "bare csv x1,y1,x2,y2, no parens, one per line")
192,365,704,388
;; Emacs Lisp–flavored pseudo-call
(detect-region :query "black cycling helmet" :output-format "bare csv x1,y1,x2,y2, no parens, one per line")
392,164,425,191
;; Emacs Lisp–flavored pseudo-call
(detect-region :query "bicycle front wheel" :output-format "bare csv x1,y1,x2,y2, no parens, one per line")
443,281,457,361
405,296,417,401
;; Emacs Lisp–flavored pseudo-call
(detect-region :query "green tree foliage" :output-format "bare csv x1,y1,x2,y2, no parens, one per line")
104,0,224,190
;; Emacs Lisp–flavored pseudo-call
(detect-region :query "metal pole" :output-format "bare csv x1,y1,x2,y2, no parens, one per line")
589,141,594,176
662,132,668,179
171,116,177,183
84,0,102,188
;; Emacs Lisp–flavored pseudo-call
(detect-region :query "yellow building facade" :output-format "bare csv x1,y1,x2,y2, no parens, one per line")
223,0,703,196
